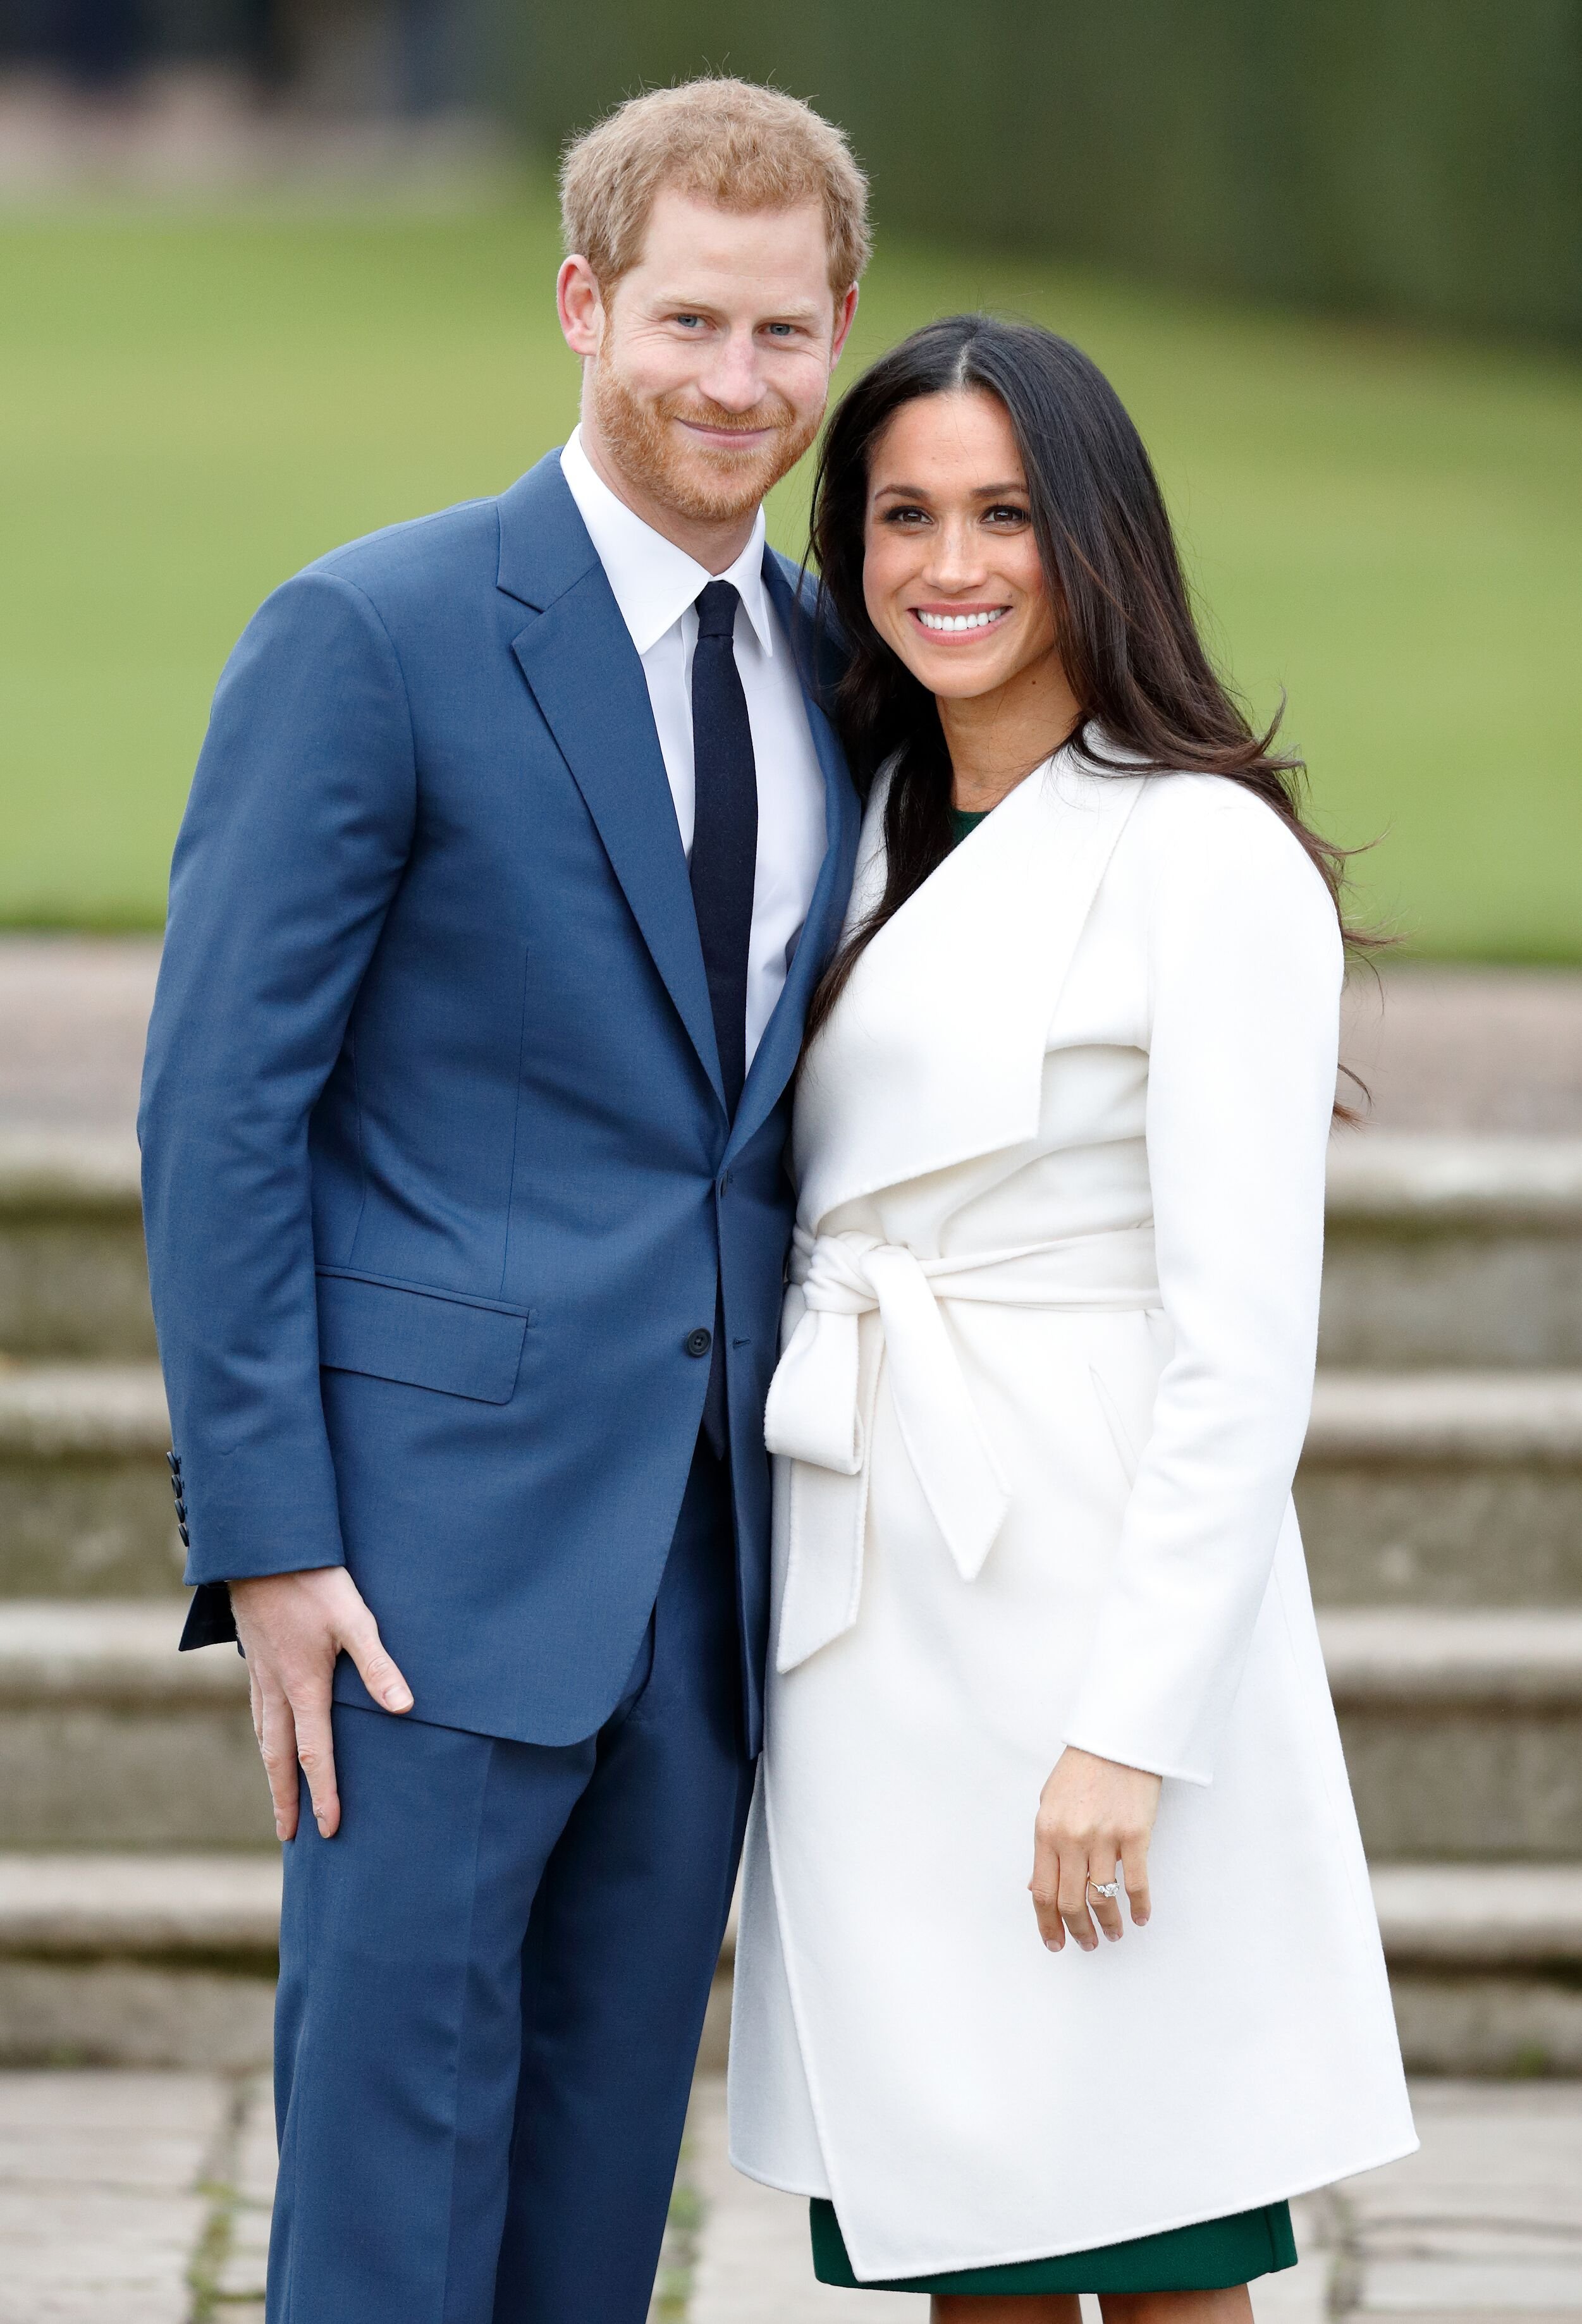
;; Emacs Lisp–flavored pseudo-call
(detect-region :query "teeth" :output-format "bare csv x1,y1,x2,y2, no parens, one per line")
916,609,1006,632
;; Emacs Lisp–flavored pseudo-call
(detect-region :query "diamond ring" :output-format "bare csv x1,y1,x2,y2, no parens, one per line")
1088,1879,1120,1900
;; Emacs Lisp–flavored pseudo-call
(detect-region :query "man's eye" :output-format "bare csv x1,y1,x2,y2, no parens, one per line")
764,322,795,338
675,314,704,329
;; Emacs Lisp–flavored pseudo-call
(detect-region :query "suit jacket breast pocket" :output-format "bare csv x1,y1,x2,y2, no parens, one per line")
316,1271,528,1404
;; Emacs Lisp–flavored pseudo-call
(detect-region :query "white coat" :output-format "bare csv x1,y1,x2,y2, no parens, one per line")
727,738,1416,2282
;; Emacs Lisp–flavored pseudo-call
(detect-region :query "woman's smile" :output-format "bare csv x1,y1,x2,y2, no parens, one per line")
909,603,1011,635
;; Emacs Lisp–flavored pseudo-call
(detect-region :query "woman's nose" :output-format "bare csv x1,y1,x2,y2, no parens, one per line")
922,518,989,588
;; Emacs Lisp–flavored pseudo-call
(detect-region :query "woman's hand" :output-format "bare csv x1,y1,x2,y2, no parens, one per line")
1029,1746,1161,1952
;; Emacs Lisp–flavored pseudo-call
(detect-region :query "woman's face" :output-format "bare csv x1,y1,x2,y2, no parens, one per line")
861,389,1059,702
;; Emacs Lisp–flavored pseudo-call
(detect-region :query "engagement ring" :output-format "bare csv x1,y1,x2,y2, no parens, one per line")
1088,1880,1120,1900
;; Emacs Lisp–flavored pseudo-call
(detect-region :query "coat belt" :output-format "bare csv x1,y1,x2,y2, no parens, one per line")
764,1223,1160,1671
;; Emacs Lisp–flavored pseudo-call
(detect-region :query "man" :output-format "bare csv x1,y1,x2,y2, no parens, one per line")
139,78,866,2323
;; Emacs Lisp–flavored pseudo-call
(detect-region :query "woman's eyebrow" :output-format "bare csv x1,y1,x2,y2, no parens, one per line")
870,479,1029,500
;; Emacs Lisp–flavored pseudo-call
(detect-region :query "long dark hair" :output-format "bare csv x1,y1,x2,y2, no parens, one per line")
803,314,1371,1053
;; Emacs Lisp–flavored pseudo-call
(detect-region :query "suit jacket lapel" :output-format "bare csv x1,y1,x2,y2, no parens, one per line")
500,455,726,1113
725,554,861,1163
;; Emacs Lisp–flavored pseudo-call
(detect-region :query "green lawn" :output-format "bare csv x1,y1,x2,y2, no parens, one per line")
3,186,1579,952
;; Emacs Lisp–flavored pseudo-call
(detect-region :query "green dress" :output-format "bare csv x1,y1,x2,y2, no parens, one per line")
807,804,1298,2299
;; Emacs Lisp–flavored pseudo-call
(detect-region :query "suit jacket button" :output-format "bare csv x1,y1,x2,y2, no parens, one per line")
177,1522,190,1548
685,1328,713,1358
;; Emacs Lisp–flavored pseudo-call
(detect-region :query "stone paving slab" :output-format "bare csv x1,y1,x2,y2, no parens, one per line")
0,2070,225,2322
0,2069,1577,2320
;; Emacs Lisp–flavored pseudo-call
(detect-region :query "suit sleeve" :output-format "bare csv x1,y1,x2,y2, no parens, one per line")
138,568,417,1600
1059,790,1342,1783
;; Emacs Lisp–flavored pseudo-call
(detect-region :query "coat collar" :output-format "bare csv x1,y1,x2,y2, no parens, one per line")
500,454,859,1141
794,738,1148,1228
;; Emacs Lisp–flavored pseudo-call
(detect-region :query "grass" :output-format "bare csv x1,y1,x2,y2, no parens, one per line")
3,182,1580,953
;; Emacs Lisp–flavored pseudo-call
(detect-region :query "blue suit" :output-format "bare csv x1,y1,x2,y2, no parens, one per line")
139,450,859,2321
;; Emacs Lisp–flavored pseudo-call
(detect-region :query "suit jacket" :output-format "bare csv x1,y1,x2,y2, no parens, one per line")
138,450,861,1754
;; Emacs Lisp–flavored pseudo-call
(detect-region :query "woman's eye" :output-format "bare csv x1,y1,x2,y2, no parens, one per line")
985,505,1029,525
881,506,929,526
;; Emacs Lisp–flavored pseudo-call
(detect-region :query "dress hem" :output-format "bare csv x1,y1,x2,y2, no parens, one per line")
726,2130,1422,2284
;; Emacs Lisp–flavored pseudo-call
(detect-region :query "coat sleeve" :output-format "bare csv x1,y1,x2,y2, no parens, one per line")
138,567,417,1599
1059,786,1343,1783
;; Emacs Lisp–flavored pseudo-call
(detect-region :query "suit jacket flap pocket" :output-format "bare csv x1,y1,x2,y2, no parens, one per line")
316,1273,527,1405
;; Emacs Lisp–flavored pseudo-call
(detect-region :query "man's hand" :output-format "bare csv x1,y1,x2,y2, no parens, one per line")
230,1567,412,1842
1029,1746,1161,1953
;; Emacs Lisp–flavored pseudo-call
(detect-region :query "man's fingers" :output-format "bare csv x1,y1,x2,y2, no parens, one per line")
339,1610,413,1715
1122,1832,1152,1928
291,1695,341,1840
255,1685,301,1843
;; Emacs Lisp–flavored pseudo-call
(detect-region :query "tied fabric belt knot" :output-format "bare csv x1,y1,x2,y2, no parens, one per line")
763,1223,1160,1672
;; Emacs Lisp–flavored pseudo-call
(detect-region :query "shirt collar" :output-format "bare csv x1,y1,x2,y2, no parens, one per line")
560,426,775,659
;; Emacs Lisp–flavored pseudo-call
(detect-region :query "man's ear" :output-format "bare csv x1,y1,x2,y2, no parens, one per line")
558,255,606,359
830,281,861,367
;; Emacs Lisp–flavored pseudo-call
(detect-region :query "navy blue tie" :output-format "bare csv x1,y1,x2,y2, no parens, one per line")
690,579,757,1459
689,580,758,1116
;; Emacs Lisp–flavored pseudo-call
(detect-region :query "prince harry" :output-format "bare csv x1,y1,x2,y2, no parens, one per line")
139,78,866,2323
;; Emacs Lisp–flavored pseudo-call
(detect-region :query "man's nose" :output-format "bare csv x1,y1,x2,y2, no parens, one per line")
698,329,770,412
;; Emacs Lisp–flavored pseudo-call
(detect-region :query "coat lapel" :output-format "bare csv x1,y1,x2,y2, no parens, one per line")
500,455,726,1113
795,741,1148,1228
725,554,861,1163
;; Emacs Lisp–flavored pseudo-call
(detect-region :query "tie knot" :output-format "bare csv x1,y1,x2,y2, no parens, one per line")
695,580,740,642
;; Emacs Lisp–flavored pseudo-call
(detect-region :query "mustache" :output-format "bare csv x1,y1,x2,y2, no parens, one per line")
657,391,799,439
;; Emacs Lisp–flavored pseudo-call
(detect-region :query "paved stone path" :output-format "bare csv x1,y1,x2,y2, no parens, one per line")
1,2067,1577,2321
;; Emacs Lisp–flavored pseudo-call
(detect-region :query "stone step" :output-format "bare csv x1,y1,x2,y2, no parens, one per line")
0,1362,182,1596
1321,1135,1582,1367
0,1852,277,2070
10,1354,1582,1608
1321,1608,1582,1861
0,1601,269,1849
0,1598,1578,1862
1371,1862,1582,2078
6,1130,1582,1369
1298,1371,1582,1605
0,1135,152,1361
0,1850,1574,2076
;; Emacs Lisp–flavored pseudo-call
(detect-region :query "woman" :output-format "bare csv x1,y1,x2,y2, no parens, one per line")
727,317,1416,2318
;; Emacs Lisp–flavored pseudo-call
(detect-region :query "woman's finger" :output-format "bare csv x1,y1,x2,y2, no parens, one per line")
1028,1818,1065,1950
1057,1850,1098,1952
1121,1828,1153,1928
1086,1854,1125,1943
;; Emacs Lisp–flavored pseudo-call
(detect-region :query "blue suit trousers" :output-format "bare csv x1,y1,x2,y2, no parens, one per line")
267,1440,751,2323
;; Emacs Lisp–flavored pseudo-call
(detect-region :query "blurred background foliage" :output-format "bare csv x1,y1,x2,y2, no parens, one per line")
0,1,1578,954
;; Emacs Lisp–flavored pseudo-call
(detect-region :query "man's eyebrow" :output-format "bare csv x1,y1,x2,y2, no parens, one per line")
649,290,825,322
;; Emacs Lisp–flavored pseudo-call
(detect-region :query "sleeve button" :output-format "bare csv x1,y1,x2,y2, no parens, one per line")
685,1328,713,1358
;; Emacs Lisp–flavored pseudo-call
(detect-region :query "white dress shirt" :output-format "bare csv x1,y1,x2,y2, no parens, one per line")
559,427,829,1070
